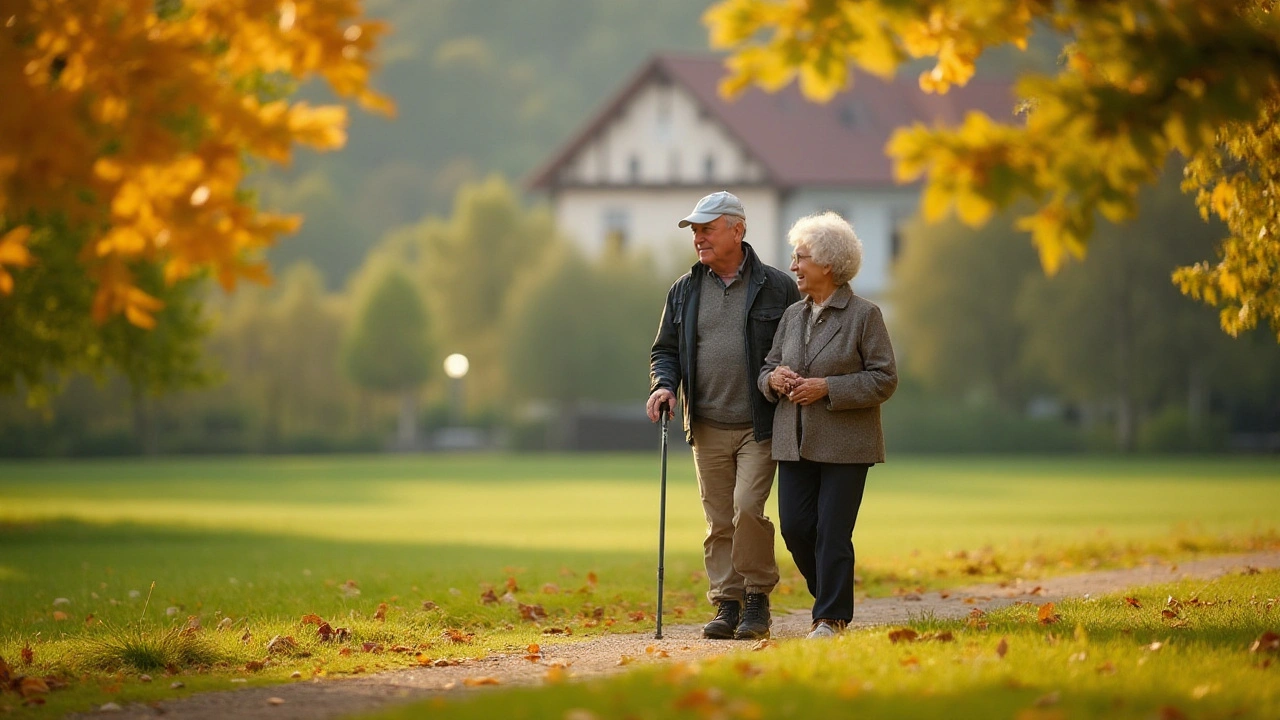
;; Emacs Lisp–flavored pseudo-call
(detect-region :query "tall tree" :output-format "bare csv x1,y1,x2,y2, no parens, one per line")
505,245,666,408
705,0,1280,339
343,267,433,449
890,213,1040,410
0,0,392,401
1016,173,1276,450
412,176,556,408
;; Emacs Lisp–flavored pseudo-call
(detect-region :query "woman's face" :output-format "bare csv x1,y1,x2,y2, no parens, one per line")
790,243,834,298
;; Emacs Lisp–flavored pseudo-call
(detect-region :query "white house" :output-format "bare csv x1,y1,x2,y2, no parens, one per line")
527,54,1016,307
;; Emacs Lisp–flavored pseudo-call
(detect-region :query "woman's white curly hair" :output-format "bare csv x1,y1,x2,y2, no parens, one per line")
787,211,862,286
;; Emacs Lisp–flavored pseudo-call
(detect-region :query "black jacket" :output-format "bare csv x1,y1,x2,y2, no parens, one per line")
649,241,801,444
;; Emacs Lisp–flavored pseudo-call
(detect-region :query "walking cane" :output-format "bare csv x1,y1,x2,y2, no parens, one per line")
655,401,670,640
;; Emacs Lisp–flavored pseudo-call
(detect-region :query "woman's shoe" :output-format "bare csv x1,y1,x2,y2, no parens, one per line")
806,619,845,639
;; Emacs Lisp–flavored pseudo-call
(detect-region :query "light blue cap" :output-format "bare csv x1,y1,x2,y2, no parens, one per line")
678,191,745,228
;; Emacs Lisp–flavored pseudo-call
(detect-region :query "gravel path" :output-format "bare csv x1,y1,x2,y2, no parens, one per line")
74,550,1280,720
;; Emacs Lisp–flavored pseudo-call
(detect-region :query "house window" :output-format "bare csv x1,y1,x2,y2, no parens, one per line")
655,91,673,142
890,208,911,261
603,208,630,254
629,155,642,183
703,155,716,182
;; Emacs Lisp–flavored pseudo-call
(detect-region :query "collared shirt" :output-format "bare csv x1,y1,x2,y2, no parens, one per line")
706,252,750,291
803,292,835,344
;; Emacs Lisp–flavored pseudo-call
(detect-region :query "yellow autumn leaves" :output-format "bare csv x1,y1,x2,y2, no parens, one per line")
0,0,391,327
706,0,1280,339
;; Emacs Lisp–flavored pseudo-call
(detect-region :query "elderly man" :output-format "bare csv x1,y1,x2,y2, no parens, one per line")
647,190,800,640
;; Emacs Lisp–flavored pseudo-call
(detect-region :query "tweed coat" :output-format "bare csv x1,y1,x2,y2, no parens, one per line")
757,284,897,464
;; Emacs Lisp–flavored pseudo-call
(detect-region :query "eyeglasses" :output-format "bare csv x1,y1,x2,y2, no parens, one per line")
790,252,813,263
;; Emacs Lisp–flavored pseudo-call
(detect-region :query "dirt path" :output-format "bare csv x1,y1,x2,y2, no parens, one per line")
75,550,1280,720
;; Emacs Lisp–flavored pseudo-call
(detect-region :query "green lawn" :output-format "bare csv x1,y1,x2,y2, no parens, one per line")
0,454,1277,716
370,571,1280,720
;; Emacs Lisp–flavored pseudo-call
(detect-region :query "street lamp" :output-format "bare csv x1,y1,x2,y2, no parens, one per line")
443,353,469,427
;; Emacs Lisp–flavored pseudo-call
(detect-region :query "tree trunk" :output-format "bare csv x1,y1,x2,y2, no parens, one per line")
396,388,419,451
1113,271,1136,452
131,386,159,456
1187,362,1206,433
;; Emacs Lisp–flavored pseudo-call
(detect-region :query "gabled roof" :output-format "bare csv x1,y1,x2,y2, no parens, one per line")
527,54,1018,190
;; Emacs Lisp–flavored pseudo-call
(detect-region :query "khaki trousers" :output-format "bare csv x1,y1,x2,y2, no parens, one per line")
690,422,780,604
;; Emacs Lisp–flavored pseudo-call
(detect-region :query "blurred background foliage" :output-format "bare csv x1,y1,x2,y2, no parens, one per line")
1,0,1277,456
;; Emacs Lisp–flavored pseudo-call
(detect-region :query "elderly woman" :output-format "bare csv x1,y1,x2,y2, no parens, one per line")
758,211,897,639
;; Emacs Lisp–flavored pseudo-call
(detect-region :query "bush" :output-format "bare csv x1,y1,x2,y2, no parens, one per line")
1136,406,1230,453
883,394,1082,453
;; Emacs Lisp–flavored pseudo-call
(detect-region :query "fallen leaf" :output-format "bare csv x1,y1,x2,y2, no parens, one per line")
1096,661,1116,675
374,603,388,621
266,697,285,706
443,629,475,644
422,601,439,610
415,653,432,666
1158,706,1189,720
266,635,298,655
675,687,723,710
1037,602,1060,624
361,642,383,653
996,637,1009,658
480,589,499,605
244,661,265,672
628,611,647,622
617,654,636,666
519,603,548,622
217,617,234,631
586,571,598,587
462,676,500,687
900,655,920,667
541,583,560,595
1124,597,1142,609
1249,631,1280,653
52,611,68,621
544,665,568,684
389,645,413,653
20,644,33,665
888,628,918,644
338,648,352,657
750,639,775,651
506,577,520,592
734,661,762,677
542,627,570,635
18,676,49,697
301,613,324,626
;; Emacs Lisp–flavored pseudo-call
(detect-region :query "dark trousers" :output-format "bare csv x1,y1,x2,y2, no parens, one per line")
778,458,869,623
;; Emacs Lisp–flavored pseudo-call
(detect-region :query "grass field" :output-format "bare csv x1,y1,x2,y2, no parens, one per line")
0,454,1277,716
371,571,1280,720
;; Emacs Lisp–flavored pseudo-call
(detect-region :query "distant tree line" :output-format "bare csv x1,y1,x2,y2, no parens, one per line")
0,177,668,456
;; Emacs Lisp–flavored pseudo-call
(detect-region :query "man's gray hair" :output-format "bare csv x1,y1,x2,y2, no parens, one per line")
723,213,747,239
787,211,862,285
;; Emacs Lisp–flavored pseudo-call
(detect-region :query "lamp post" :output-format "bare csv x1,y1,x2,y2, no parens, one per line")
442,353,469,427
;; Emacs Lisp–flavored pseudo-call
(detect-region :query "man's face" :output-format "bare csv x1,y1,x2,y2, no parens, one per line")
689,216,742,269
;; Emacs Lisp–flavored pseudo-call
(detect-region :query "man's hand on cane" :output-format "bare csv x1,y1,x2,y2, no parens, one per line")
647,388,675,422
